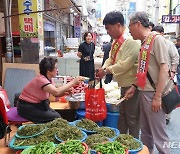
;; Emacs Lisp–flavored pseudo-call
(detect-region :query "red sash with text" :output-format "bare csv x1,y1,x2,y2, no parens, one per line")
136,33,157,89
111,35,125,65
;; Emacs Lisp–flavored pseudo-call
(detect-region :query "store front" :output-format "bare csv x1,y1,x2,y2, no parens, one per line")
44,19,56,56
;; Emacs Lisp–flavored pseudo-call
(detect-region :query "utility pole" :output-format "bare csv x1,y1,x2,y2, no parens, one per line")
154,0,159,25
169,0,172,15
3,0,13,63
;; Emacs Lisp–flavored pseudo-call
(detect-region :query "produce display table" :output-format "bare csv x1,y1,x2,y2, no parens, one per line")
50,101,70,110
50,101,76,121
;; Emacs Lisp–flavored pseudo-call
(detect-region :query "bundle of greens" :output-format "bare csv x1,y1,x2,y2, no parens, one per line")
94,141,126,154
95,127,116,138
17,124,46,137
55,140,85,154
45,118,70,128
75,119,99,131
56,126,83,141
115,134,141,150
14,128,61,146
85,134,109,148
21,141,55,154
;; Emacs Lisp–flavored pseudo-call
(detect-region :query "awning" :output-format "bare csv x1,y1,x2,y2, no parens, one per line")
54,0,81,14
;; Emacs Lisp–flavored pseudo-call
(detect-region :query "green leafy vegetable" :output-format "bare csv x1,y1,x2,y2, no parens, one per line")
17,124,46,137
115,134,141,150
95,127,116,138
86,134,109,148
55,140,85,154
76,119,98,131
56,126,83,141
21,141,55,154
94,141,126,154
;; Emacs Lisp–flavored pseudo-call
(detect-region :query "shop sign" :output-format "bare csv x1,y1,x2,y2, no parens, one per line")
74,16,81,38
18,0,43,38
74,26,81,38
162,15,180,23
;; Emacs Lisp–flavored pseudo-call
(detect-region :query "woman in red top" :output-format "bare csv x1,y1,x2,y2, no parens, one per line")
17,57,82,123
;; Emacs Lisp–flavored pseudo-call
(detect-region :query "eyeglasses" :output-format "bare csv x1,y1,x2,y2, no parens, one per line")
128,21,138,28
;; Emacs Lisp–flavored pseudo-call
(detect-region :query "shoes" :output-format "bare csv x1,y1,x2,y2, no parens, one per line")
166,119,170,125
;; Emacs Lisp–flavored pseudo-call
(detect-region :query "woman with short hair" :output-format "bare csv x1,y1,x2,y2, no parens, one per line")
77,32,95,81
17,57,82,123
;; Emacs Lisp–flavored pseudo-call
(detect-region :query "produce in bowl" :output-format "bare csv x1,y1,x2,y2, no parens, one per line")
75,119,99,133
94,141,127,154
55,126,86,142
115,134,143,153
95,126,118,138
16,124,46,138
55,140,88,154
85,134,109,148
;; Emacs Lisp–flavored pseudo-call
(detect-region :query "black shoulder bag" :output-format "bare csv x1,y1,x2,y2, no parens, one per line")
147,72,180,114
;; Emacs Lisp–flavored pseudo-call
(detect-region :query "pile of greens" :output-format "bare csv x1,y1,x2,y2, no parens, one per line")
45,118,69,128
55,140,85,154
14,118,75,146
14,128,61,146
115,134,141,150
85,134,109,148
94,141,126,154
95,127,116,138
76,119,99,131
56,126,83,141
21,141,55,154
17,124,46,137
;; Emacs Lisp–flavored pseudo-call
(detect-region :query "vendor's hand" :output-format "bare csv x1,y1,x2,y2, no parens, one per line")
152,97,162,112
72,76,83,85
124,86,136,99
65,87,73,95
96,68,105,79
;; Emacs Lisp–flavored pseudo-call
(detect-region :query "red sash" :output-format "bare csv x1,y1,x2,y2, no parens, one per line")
136,33,157,89
111,35,125,65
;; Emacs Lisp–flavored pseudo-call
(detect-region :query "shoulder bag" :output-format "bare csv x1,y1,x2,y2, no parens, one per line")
147,72,180,114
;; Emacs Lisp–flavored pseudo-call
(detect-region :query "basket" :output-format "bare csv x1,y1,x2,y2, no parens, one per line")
96,126,120,140
113,136,143,154
55,131,87,142
56,142,89,154
73,120,99,134
15,124,47,139
128,138,143,154
9,136,32,150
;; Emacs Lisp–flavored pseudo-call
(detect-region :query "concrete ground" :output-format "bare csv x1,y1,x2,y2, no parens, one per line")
154,107,180,154
166,107,180,154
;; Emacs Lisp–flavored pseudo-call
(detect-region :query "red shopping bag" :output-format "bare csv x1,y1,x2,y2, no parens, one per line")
0,89,10,109
85,80,107,121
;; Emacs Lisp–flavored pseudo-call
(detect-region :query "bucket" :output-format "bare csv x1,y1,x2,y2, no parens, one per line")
104,112,120,129
76,110,103,126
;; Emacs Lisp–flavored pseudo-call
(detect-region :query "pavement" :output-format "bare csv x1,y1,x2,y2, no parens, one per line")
154,107,180,154
166,107,180,154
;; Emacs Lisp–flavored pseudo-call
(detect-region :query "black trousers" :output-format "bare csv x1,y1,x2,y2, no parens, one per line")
17,99,60,123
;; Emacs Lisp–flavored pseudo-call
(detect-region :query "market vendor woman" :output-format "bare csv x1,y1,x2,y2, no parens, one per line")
77,32,95,81
17,57,82,123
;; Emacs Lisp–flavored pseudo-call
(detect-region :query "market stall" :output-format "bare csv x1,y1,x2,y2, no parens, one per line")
7,77,149,154
9,118,149,154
